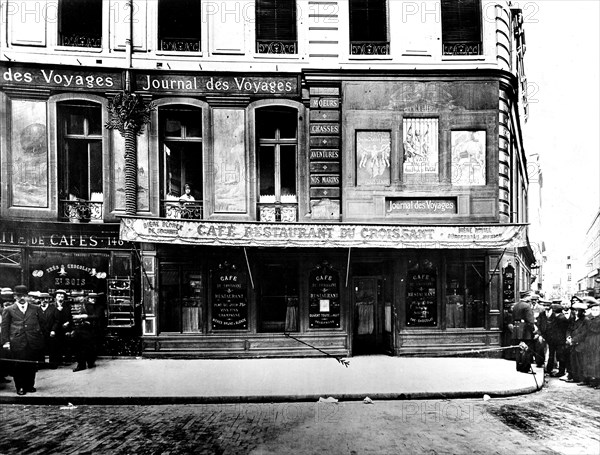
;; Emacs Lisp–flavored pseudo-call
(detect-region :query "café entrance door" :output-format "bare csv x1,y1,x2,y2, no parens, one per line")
352,276,392,355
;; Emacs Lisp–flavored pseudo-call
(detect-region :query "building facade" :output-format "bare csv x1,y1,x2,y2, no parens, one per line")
0,0,533,357
577,210,600,298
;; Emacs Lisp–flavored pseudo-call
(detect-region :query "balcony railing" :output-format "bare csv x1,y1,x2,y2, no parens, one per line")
258,204,297,222
159,37,201,52
350,41,390,55
163,200,203,220
59,33,102,48
443,41,482,56
256,40,297,54
60,199,103,223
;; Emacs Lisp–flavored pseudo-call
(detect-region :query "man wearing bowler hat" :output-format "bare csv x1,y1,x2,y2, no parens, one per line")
1,285,46,395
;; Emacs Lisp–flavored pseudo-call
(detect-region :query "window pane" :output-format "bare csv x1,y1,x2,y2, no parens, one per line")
181,143,203,199
259,145,275,196
159,267,181,332
442,0,481,42
67,112,85,135
445,263,464,328
89,141,103,194
183,111,202,138
86,106,102,136
164,143,182,197
350,0,387,42
465,262,485,328
60,0,102,46
164,116,182,138
280,145,296,196
256,0,297,41
259,263,298,332
158,0,201,40
66,140,88,198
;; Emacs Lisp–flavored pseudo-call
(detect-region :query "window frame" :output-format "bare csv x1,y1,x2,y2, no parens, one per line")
445,258,487,329
255,0,298,54
349,0,390,55
441,0,483,56
58,0,103,49
157,0,202,53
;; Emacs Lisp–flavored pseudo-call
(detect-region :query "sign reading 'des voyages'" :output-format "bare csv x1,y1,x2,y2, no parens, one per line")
1,64,123,90
135,73,299,96
309,262,340,329
211,262,248,330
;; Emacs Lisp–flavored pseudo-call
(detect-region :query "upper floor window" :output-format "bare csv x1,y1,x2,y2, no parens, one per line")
349,0,389,55
256,107,297,210
158,0,202,52
256,0,297,54
59,0,102,48
58,102,103,222
160,106,203,219
441,0,482,56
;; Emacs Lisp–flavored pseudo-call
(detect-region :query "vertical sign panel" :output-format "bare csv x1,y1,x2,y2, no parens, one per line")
213,109,247,212
309,262,340,329
406,259,437,327
11,100,48,208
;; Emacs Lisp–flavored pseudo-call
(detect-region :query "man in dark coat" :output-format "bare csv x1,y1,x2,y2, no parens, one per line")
71,294,102,372
0,285,46,395
51,289,73,365
511,291,536,373
546,303,570,377
534,299,552,369
38,292,59,368
567,301,590,383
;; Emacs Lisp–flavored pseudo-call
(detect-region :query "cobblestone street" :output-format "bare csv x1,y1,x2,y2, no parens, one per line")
0,377,598,455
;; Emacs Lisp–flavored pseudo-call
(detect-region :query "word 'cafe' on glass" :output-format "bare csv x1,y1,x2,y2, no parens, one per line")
0,0,535,359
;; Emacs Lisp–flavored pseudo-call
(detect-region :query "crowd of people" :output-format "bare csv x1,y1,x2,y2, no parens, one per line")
510,290,600,388
0,285,106,396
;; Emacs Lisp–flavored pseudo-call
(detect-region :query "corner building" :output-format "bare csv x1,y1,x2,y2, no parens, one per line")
0,0,533,357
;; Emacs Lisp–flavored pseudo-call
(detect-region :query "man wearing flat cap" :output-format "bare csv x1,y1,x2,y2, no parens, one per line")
566,300,590,383
52,289,73,365
546,302,570,377
534,299,552,370
71,293,102,371
511,291,536,372
1,285,46,395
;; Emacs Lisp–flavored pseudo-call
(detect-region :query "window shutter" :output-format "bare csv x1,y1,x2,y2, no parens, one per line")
441,0,481,43
256,0,296,41
350,0,387,42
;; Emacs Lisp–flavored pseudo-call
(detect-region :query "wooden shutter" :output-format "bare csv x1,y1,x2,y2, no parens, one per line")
441,0,481,43
256,0,296,41
350,0,387,42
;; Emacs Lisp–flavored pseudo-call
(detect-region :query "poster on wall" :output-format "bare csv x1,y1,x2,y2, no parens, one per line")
309,261,341,329
10,100,48,207
403,118,439,175
213,109,247,213
211,262,248,330
406,259,437,326
28,251,109,295
356,131,391,186
451,130,486,186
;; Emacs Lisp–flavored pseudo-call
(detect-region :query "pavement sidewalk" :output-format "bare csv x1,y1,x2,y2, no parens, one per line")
0,356,545,404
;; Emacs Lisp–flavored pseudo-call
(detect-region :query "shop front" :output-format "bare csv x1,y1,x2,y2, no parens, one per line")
121,217,528,357
0,220,140,355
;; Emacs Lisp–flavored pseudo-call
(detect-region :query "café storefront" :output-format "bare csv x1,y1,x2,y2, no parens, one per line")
121,217,528,357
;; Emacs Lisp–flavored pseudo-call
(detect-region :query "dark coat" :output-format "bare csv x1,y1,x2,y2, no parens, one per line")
54,302,73,335
546,311,569,345
570,316,589,353
536,310,553,338
512,299,535,340
39,304,59,337
1,303,46,353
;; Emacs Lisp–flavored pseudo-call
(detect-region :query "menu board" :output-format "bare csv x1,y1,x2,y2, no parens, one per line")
211,262,248,330
502,264,515,306
309,262,340,329
406,265,437,327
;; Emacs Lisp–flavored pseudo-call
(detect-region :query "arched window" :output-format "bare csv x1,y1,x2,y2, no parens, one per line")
159,105,203,219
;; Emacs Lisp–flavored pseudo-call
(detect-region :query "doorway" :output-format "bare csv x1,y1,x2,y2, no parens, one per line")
352,276,392,355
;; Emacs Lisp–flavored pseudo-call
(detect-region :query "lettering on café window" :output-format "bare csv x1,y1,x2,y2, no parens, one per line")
309,261,341,329
211,262,248,330
406,259,438,327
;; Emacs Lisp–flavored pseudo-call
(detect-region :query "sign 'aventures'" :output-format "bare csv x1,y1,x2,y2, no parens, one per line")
136,74,299,96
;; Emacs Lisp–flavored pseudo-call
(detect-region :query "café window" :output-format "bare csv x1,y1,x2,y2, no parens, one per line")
159,264,204,333
58,102,103,215
256,0,297,54
160,106,203,219
445,259,486,328
349,0,389,55
256,107,298,222
158,0,202,52
441,0,482,56
59,0,102,48
258,262,299,332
